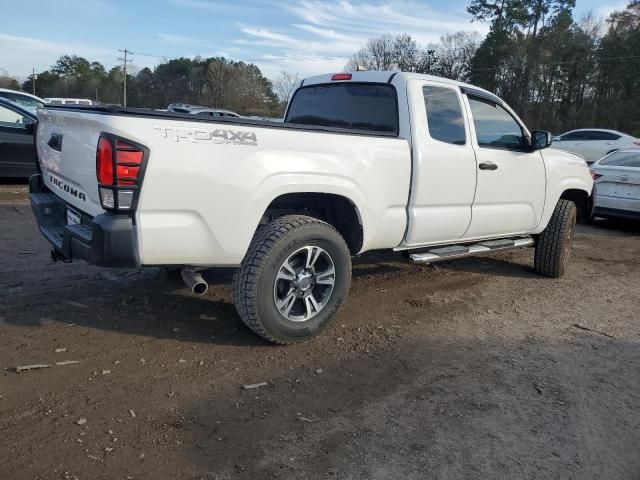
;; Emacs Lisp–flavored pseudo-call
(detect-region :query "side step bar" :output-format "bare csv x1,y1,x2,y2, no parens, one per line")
409,236,535,264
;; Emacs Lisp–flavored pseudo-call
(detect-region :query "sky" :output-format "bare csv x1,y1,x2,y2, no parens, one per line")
0,0,629,81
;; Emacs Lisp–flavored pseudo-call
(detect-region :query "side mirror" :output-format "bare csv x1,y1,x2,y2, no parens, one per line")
23,117,37,134
531,130,552,150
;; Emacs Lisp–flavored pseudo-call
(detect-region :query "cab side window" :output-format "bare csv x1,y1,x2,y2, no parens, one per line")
422,86,466,145
468,96,525,150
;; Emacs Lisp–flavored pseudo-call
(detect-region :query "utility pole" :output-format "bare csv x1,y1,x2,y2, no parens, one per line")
32,68,37,95
118,49,132,107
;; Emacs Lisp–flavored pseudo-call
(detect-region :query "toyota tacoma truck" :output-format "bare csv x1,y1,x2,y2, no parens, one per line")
29,71,595,344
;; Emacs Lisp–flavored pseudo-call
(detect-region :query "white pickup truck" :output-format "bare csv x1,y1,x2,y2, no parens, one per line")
30,71,594,344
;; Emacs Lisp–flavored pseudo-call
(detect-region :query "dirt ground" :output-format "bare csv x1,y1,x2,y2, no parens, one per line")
1,184,639,480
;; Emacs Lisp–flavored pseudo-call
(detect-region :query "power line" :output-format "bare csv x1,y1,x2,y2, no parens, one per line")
470,55,640,72
129,50,349,63
122,49,640,74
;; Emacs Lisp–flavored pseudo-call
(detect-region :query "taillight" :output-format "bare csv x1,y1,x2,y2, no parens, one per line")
331,73,352,81
96,134,146,211
589,168,602,180
96,137,113,184
634,141,640,147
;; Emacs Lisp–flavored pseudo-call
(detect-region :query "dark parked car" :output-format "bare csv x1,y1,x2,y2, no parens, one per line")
0,97,38,178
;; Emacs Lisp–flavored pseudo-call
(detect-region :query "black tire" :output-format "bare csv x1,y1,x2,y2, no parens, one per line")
534,199,577,278
232,215,352,344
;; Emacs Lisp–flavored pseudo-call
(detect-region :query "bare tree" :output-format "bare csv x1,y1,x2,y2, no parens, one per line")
367,34,396,70
346,34,439,74
394,34,420,72
433,31,481,81
347,34,396,71
273,71,301,104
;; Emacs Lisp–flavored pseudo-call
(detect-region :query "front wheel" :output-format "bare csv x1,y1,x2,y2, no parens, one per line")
232,215,352,344
534,199,577,278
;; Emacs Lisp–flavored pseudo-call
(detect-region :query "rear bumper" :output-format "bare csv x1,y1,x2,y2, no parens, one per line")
29,174,139,267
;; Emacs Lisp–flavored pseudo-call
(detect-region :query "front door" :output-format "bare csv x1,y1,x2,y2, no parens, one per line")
554,131,585,157
462,94,546,238
0,104,36,177
404,80,477,245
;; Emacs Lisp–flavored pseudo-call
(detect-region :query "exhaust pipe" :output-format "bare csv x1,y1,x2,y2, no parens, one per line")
181,268,208,295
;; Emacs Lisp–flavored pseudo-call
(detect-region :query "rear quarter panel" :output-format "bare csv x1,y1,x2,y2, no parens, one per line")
109,117,412,266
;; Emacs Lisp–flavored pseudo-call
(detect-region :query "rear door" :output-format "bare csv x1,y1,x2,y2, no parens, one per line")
404,80,477,244
582,130,622,163
462,94,546,238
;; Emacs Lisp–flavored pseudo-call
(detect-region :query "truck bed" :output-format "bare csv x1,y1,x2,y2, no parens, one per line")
35,105,411,266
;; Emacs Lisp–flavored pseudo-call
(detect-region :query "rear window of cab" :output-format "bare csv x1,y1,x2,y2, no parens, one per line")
285,83,399,135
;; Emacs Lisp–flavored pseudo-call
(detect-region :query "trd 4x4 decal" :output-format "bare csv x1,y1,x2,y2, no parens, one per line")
153,126,257,146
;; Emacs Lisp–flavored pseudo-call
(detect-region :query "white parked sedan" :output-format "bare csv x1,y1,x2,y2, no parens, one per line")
592,149,640,220
0,88,46,114
552,129,640,164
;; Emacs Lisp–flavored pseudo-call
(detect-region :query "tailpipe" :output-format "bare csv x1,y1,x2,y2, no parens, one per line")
181,268,208,295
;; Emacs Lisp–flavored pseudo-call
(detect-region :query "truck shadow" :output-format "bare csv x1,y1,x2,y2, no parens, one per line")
353,247,537,279
442,255,538,278
0,251,535,347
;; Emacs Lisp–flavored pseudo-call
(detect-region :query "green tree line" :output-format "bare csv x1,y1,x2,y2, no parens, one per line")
21,56,280,117
349,1,640,136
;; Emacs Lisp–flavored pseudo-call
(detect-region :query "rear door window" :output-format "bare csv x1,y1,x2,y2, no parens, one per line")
422,85,466,145
585,131,621,141
285,83,398,135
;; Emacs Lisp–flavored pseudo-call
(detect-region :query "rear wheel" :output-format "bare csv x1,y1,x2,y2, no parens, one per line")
232,215,352,344
534,200,577,278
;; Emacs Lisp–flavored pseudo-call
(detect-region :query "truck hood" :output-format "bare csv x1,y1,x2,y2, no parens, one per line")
542,146,587,166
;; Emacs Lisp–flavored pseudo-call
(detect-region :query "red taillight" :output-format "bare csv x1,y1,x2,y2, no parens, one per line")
96,137,114,184
116,165,140,185
331,73,352,81
96,135,146,210
634,141,640,147
115,140,143,186
116,149,143,165
589,168,602,180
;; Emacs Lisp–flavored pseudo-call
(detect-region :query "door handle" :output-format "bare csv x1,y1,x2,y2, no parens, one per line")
48,133,63,152
479,162,498,171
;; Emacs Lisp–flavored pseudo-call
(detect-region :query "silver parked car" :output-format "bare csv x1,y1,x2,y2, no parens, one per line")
592,149,640,220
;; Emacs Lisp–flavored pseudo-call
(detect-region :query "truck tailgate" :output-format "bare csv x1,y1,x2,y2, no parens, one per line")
36,108,105,217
